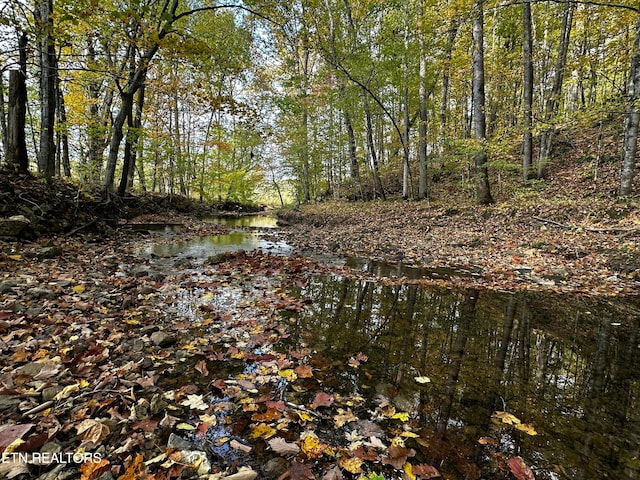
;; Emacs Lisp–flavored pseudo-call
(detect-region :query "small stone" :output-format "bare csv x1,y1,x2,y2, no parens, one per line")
0,280,19,294
0,215,30,237
167,433,196,451
264,458,289,479
37,246,63,259
26,287,57,300
42,386,62,402
150,331,176,347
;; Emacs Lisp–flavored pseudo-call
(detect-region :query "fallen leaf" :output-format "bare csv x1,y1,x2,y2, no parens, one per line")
414,376,431,384
278,369,298,382
515,423,538,436
76,419,110,447
334,408,358,428
508,456,535,480
312,392,334,409
412,464,441,478
295,365,314,378
268,437,301,455
116,453,145,480
0,424,34,450
301,432,326,459
80,459,111,480
338,455,363,474
195,360,209,376
250,423,277,439
220,467,259,480
290,461,315,480
322,465,343,480
181,394,209,411
495,411,521,425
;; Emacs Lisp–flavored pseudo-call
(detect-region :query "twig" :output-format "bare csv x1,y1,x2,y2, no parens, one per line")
22,400,54,416
64,218,98,237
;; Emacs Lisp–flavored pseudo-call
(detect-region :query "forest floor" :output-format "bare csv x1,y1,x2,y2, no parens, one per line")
0,158,639,480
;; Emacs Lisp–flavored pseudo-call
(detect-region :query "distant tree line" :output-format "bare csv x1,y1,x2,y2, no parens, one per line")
0,0,638,203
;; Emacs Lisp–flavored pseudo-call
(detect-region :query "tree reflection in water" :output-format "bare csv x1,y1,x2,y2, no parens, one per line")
284,275,640,479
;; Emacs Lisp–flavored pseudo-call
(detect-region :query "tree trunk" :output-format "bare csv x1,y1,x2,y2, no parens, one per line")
56,73,70,177
471,0,493,205
0,71,8,161
619,11,640,197
418,3,429,200
522,0,534,182
6,70,29,173
363,93,385,200
538,0,573,179
345,109,358,179
35,0,57,181
438,22,459,164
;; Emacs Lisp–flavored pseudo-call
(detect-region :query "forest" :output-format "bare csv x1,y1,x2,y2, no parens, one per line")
2,1,640,480
1,0,639,204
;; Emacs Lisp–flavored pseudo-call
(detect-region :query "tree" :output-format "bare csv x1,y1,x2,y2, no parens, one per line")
522,0,534,181
471,0,493,205
537,0,573,179
35,0,57,181
619,9,640,197
5,34,29,174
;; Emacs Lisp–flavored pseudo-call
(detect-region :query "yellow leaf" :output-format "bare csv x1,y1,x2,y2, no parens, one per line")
403,462,416,480
400,431,419,438
495,411,521,425
250,423,276,439
278,369,298,382
54,383,80,400
73,285,86,293
392,412,409,422
300,432,325,459
176,423,196,431
515,423,538,436
8,254,21,260
338,456,363,474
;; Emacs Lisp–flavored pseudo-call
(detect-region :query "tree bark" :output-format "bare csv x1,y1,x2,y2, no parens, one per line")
35,0,57,181
0,71,8,162
619,11,640,197
363,92,385,200
418,0,429,199
522,0,534,182
6,70,29,173
538,0,573,179
56,73,70,177
471,0,493,205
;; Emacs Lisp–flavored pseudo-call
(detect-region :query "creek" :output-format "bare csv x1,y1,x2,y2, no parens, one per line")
145,215,640,479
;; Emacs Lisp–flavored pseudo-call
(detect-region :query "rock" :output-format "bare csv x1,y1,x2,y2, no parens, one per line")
167,433,195,451
37,246,63,259
42,386,63,402
0,215,30,237
150,331,176,347
26,287,57,300
264,458,289,479
0,395,20,411
131,265,151,277
0,280,19,294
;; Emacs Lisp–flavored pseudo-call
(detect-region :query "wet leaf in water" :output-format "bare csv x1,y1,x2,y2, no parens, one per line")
508,456,535,480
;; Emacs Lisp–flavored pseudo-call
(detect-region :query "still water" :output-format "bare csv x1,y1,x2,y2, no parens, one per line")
151,215,640,479
286,277,640,479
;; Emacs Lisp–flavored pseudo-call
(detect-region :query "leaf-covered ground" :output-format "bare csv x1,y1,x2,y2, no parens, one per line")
2,223,471,480
278,197,640,295
1,159,639,479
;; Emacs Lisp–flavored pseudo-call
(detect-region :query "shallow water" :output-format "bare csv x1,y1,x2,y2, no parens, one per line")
286,276,640,479
150,215,640,479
